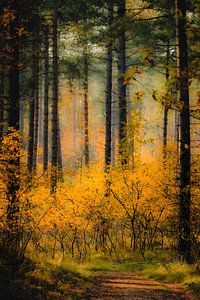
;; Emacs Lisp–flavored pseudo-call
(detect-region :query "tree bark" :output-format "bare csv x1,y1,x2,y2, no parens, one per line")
32,35,39,172
176,0,192,263
43,25,49,172
118,0,127,165
27,31,37,173
105,0,113,169
163,40,170,158
6,2,21,267
0,73,4,142
57,116,63,181
71,83,77,150
83,49,89,166
51,7,59,194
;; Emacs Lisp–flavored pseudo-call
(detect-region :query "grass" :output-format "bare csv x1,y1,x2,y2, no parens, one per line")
1,252,200,299
73,253,200,299
55,253,200,299
139,262,200,300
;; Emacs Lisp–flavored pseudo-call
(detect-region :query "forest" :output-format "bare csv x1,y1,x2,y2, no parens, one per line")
0,0,200,299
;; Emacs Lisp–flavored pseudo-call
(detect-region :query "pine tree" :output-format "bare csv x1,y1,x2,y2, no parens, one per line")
176,0,192,263
51,6,59,193
117,0,127,165
105,0,113,169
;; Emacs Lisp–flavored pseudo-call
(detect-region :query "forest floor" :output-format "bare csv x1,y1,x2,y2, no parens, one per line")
82,272,190,300
1,257,198,299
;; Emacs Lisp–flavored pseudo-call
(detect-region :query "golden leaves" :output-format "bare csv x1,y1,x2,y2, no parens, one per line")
0,11,15,27
16,25,27,37
124,66,143,85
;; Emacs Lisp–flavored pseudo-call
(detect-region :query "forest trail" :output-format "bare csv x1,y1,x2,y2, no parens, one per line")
83,273,190,300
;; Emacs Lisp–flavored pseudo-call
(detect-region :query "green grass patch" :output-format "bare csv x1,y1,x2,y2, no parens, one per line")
136,262,200,300
2,252,199,299
75,253,200,300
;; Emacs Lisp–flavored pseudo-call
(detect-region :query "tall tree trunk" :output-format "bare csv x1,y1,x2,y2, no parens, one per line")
57,116,63,181
27,33,37,173
174,109,179,145
118,0,127,165
111,85,118,167
32,41,39,172
105,0,113,169
43,25,49,172
6,3,21,267
176,0,192,263
19,99,25,149
163,39,170,158
83,49,89,166
51,7,58,193
0,72,4,142
71,83,77,150
38,85,43,146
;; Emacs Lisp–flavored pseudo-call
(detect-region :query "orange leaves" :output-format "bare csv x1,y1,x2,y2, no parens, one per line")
0,128,21,162
16,25,27,37
0,11,15,27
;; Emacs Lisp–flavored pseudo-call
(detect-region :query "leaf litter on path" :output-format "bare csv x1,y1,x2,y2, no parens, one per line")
83,273,191,300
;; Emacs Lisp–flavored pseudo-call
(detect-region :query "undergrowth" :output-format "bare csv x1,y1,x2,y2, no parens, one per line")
1,252,200,299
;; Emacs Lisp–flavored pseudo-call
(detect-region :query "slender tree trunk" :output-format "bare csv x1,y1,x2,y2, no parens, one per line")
19,99,26,149
118,0,127,165
43,25,49,172
51,7,58,193
57,116,63,181
38,85,43,146
163,40,170,158
127,84,134,166
27,34,37,173
105,0,113,169
174,110,179,142
6,4,21,267
32,45,39,172
0,73,4,142
71,83,77,150
111,85,118,166
176,0,192,263
83,50,89,166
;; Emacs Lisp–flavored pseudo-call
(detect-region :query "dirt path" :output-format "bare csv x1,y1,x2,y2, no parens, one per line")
84,273,191,300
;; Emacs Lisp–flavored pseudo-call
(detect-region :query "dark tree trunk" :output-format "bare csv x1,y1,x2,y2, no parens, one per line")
43,25,49,172
32,38,39,172
6,3,21,267
38,85,43,146
163,40,170,158
176,0,192,263
27,32,37,173
19,99,25,149
51,7,58,194
118,0,127,165
0,73,4,142
105,0,113,169
83,50,89,166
